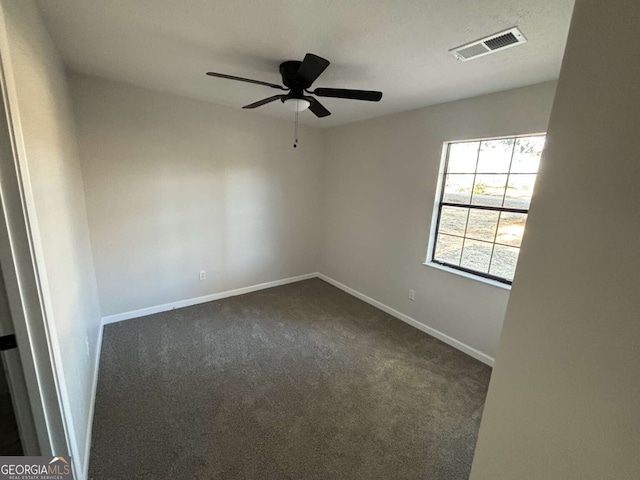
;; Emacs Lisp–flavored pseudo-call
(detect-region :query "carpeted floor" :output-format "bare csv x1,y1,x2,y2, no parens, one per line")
89,278,491,480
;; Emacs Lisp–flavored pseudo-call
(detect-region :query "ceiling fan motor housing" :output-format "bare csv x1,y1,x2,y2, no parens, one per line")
279,61,304,89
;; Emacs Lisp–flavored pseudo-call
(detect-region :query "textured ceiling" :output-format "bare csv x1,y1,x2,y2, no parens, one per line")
36,0,575,127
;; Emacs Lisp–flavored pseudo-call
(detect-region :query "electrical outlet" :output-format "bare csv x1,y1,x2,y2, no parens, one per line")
408,289,415,301
199,270,206,280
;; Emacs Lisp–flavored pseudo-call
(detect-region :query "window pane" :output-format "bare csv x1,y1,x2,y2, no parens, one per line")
496,212,527,247
434,234,463,265
460,239,492,273
439,206,468,236
447,142,479,173
465,209,499,242
489,244,520,281
476,138,515,173
443,174,474,204
511,136,545,173
432,134,544,283
503,174,536,209
471,174,507,207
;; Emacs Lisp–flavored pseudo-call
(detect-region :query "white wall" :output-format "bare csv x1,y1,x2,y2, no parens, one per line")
320,82,556,361
0,0,102,474
470,1,640,479
70,74,324,317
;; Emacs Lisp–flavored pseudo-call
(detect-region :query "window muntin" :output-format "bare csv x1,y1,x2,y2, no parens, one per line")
430,135,545,284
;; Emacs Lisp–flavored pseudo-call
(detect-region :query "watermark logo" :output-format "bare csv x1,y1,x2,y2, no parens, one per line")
0,456,72,479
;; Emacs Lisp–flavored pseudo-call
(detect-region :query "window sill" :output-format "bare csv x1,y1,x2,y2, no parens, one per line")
423,261,512,291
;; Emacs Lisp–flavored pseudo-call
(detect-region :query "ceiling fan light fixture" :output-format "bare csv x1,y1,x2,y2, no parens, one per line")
284,98,311,112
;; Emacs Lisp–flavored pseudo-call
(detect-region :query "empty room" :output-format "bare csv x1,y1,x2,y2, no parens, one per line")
0,1,637,479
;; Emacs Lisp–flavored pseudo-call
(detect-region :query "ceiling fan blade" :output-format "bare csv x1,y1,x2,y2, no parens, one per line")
306,96,331,118
312,88,383,102
294,53,330,87
243,95,287,109
206,72,286,90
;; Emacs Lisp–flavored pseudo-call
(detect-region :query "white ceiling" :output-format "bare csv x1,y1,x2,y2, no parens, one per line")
36,0,575,127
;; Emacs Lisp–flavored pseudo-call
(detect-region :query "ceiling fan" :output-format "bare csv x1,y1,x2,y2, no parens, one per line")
206,53,383,119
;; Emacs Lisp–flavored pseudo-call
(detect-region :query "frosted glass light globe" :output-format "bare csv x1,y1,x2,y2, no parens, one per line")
283,98,311,112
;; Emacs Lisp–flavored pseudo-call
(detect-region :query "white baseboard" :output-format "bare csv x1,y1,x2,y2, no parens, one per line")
101,273,318,325
100,270,493,364
82,318,104,480
316,273,495,366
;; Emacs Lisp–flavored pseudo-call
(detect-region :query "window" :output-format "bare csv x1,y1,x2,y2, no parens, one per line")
429,134,545,284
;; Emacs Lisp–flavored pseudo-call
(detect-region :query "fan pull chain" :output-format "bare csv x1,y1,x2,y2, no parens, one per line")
293,108,299,148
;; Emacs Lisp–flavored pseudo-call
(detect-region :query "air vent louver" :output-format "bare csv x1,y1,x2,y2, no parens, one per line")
456,43,490,59
450,27,527,61
484,32,519,50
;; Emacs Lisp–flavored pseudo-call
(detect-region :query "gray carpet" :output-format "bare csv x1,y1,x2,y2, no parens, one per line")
89,278,491,480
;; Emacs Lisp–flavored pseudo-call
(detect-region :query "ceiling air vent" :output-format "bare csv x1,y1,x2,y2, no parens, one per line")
450,27,527,61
